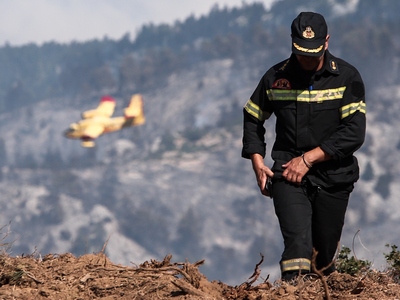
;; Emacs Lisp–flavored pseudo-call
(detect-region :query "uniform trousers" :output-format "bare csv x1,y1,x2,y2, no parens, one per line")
271,178,353,280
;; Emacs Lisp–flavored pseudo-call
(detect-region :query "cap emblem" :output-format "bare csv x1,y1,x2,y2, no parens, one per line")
303,26,315,39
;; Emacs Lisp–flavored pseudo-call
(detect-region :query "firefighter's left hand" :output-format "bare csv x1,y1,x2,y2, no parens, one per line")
282,156,309,184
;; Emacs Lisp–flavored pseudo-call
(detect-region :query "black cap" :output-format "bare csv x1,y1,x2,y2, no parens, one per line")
291,12,327,57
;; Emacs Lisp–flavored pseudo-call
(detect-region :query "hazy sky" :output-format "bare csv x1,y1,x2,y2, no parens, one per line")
0,0,276,46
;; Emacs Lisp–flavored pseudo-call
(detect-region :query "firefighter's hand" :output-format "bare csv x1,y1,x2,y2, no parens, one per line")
282,156,310,184
250,154,274,197
255,165,274,197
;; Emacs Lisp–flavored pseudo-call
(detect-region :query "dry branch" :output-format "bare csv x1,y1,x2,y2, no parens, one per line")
171,279,215,299
311,248,332,300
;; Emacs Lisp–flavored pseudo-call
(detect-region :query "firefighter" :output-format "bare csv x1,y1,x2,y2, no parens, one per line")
242,12,366,281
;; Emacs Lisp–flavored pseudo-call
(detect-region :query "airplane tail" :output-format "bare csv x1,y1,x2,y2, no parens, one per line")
124,94,145,126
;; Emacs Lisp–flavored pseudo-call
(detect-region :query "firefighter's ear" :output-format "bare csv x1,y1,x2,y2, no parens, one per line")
324,34,330,51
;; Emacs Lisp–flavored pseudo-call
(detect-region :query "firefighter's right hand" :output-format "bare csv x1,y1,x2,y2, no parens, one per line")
250,154,274,197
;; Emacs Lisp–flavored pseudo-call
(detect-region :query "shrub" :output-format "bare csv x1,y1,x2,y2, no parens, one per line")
384,244,400,282
336,246,371,276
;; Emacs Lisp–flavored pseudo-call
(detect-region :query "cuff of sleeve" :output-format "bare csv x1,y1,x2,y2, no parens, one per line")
242,143,266,159
320,143,338,160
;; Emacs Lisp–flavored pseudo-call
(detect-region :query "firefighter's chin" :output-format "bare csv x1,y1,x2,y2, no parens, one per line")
296,54,323,71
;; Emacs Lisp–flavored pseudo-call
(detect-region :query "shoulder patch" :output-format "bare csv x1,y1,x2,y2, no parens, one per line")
272,78,291,90
351,81,365,98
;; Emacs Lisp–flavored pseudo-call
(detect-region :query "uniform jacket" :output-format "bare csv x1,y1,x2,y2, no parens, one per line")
242,50,366,188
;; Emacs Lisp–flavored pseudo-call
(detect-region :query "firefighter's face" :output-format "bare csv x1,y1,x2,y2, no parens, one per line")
296,54,324,71
295,35,329,72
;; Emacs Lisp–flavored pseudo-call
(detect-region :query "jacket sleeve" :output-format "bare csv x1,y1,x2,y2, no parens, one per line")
241,76,272,159
320,70,366,160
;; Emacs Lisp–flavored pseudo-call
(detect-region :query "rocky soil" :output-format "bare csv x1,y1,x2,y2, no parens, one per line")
0,252,399,299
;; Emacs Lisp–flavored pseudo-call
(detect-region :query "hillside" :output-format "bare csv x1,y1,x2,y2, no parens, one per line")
1,0,400,286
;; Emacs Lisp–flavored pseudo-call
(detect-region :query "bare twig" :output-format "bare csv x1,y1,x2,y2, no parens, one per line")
237,253,265,291
311,248,332,300
171,279,215,299
0,221,17,254
100,234,112,254
25,271,44,284
247,253,264,285
136,266,192,282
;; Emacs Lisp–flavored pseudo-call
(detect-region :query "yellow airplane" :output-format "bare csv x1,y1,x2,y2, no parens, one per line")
64,94,145,147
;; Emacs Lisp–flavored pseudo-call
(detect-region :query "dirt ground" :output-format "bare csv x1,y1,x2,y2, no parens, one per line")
0,252,399,299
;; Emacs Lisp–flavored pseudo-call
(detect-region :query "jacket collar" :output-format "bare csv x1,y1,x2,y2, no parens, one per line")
284,50,340,76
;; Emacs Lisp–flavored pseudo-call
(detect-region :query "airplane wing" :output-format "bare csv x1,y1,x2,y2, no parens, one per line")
124,94,145,126
81,96,116,119
81,123,105,141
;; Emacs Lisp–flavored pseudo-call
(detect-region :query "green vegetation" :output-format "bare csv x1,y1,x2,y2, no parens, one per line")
384,244,400,282
336,246,371,276
335,244,400,282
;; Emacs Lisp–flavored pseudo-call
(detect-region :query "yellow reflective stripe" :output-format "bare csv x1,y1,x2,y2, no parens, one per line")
266,89,298,101
267,87,347,103
281,258,311,273
341,101,366,119
244,99,271,121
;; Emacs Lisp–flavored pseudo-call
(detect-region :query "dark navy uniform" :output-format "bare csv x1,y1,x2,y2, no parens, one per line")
242,50,366,278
